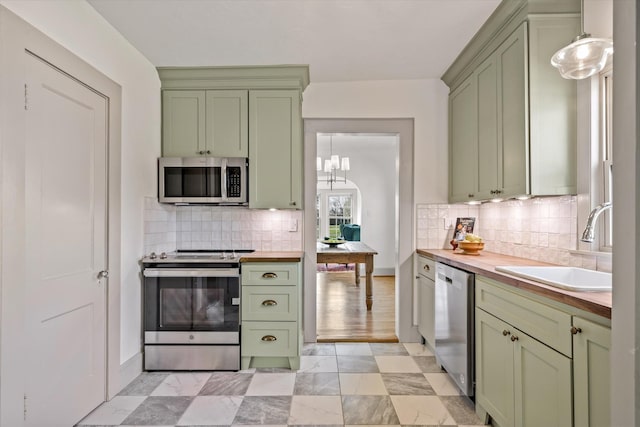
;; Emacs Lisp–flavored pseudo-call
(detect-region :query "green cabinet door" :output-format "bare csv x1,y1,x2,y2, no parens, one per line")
449,75,478,203
497,22,528,198
476,308,515,427
417,274,435,347
476,53,499,200
162,90,206,157
249,90,302,209
514,328,572,427
205,90,248,157
573,317,611,427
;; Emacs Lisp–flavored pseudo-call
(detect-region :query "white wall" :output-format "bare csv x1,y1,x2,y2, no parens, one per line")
0,0,161,369
317,134,397,272
303,79,450,205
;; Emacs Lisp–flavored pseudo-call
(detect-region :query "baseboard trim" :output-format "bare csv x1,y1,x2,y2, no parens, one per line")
118,351,143,394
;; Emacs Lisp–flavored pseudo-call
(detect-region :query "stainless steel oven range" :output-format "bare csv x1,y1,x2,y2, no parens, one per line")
142,250,253,370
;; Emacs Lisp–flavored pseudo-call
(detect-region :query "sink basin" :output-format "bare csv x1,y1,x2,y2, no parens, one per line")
495,266,612,292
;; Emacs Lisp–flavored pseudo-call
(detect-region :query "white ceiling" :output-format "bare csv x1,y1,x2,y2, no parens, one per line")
88,0,501,82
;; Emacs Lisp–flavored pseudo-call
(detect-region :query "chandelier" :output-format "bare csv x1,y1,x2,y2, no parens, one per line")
317,135,350,189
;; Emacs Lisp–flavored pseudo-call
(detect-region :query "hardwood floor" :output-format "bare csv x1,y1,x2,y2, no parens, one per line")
316,271,398,342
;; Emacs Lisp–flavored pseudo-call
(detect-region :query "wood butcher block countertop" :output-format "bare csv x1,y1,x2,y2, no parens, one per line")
417,249,612,319
239,251,304,262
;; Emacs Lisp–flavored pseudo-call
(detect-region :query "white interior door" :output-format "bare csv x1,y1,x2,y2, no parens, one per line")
23,51,108,426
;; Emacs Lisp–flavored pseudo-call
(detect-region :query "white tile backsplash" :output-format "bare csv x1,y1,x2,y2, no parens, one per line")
417,196,611,272
143,196,177,255
143,198,303,253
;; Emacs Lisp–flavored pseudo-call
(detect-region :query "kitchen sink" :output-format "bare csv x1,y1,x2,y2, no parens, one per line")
495,266,612,292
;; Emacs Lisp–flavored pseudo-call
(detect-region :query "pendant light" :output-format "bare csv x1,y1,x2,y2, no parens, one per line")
550,0,613,80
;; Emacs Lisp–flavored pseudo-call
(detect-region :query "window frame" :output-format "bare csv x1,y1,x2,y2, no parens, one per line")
600,67,613,249
316,188,358,240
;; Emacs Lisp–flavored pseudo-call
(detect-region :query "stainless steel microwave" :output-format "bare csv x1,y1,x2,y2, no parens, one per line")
158,157,248,205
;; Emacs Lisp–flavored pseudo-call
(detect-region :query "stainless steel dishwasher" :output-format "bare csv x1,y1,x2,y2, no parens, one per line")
435,262,475,397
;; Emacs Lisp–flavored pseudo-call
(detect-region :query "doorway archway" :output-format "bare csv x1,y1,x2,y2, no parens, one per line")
303,119,419,343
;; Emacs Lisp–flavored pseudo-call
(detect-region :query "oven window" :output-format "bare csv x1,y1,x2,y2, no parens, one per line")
146,276,239,332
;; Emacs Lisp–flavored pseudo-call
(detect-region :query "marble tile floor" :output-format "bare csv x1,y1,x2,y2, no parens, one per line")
77,343,486,427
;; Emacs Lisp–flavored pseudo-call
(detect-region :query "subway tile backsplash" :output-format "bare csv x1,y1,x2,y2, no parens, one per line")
143,197,303,254
417,196,611,272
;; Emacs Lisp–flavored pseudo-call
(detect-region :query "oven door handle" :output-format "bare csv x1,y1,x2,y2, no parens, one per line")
143,268,240,278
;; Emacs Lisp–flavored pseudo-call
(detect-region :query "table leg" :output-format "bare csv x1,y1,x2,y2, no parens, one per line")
365,254,373,310
355,263,361,286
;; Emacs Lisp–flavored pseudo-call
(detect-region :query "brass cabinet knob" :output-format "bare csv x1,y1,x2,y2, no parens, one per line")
502,330,511,336
510,335,519,342
198,150,205,155
261,335,277,342
261,299,277,306
262,272,277,279
289,201,297,206
571,326,582,335
468,194,475,198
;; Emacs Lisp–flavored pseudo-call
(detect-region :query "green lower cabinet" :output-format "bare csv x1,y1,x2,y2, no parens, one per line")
514,329,572,427
573,317,611,427
476,308,515,427
476,308,572,427
241,321,298,369
240,262,301,370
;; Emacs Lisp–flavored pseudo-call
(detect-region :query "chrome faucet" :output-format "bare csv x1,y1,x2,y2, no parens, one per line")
581,202,612,242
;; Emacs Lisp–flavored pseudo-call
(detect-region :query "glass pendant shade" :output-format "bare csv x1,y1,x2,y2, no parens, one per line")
551,34,613,79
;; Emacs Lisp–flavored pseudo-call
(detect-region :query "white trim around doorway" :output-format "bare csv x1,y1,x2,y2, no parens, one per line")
303,118,419,343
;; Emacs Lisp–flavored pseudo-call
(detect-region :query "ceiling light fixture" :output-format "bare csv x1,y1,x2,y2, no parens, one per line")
550,0,613,79
317,135,350,190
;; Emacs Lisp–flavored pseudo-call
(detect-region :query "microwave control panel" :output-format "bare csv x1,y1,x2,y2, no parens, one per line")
227,167,241,198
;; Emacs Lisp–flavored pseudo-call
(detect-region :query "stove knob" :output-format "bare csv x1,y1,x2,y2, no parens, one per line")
159,252,167,259
149,252,157,259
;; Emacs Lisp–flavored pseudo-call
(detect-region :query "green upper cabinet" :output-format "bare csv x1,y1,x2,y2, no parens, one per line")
249,90,302,209
162,89,247,157
476,53,499,201
496,23,528,199
449,75,478,202
205,90,248,157
162,90,206,157
443,1,580,203
157,65,309,209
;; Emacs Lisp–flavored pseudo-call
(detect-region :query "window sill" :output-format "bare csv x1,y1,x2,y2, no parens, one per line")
569,249,612,258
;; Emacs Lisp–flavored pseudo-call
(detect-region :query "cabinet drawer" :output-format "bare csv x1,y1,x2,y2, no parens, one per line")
476,276,572,357
242,263,298,286
242,285,297,321
417,255,436,280
241,321,298,357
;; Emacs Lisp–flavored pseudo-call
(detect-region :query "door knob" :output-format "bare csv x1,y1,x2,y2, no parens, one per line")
97,270,109,279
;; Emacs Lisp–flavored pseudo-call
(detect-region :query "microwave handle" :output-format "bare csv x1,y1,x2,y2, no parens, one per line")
221,158,228,200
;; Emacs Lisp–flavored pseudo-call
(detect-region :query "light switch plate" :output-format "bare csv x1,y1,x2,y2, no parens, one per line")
289,219,298,232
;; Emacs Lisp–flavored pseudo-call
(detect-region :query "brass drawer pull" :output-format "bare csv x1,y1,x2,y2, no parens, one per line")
262,272,278,279
261,335,277,342
423,264,430,272
262,299,278,306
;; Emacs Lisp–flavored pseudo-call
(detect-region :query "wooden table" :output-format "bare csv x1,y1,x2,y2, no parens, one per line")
317,241,378,310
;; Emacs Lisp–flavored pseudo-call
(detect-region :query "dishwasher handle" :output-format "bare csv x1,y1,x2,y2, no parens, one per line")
437,272,453,284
